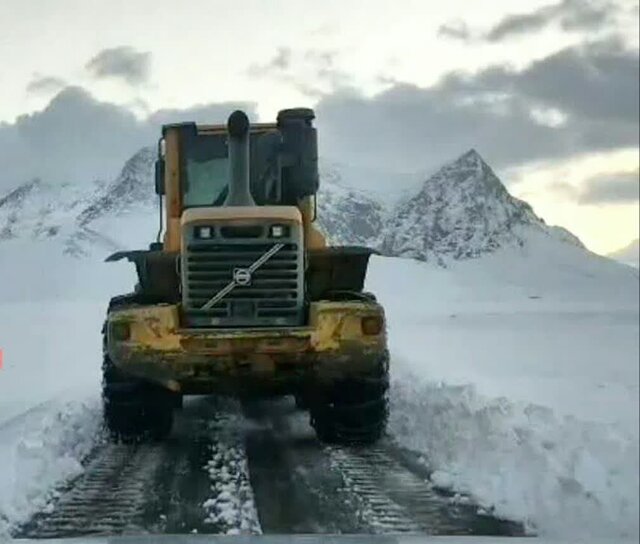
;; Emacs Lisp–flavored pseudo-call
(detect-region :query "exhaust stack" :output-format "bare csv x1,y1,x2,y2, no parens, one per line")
224,110,255,206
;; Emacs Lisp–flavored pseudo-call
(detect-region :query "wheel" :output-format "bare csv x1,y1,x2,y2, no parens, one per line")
102,350,174,442
310,354,389,445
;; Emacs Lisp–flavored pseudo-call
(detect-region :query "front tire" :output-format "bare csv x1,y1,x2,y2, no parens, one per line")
102,352,174,442
310,357,389,445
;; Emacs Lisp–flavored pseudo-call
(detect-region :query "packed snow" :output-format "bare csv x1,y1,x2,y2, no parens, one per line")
203,412,261,535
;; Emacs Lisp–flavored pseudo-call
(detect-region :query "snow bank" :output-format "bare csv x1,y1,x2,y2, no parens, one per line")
391,370,638,537
0,395,102,538
366,244,639,538
0,242,136,537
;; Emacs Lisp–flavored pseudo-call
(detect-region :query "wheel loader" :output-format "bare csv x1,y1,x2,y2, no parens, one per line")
103,108,389,444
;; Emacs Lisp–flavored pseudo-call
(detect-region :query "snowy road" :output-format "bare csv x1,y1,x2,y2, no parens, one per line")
17,398,226,538
244,398,522,536
14,397,522,539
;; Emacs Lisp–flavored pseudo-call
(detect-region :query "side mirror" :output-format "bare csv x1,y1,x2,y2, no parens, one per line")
155,158,165,195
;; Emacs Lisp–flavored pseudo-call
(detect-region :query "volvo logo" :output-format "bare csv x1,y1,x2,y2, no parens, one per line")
201,243,284,310
233,268,252,286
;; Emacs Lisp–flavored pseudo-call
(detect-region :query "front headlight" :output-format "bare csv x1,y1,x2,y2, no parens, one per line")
195,226,214,239
269,224,290,238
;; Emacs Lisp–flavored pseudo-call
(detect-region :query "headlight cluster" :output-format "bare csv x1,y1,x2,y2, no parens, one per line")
194,224,291,239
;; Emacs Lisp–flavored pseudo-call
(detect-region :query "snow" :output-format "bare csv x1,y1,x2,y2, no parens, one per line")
366,233,639,538
0,240,135,538
1,232,637,539
0,396,102,538
202,411,261,535
0,146,637,540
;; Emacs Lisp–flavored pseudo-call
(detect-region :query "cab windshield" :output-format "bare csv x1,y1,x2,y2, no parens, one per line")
182,135,229,207
181,132,282,207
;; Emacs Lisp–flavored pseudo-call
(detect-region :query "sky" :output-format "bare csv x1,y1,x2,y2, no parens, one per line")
0,0,637,254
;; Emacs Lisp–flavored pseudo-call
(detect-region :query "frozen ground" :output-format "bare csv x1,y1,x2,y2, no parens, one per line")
0,232,638,540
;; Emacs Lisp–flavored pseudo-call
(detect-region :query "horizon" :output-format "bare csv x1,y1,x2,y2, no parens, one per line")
0,0,638,254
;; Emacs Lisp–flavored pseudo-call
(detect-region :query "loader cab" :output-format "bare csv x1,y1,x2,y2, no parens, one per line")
155,108,320,252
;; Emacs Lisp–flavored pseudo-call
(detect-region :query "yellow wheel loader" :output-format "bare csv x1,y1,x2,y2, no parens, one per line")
103,108,389,444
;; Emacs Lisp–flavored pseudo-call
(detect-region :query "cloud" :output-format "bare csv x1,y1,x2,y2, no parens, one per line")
26,75,66,95
0,86,256,193
448,39,639,124
486,0,614,41
438,20,471,40
579,169,639,204
248,47,292,76
247,47,352,98
315,39,638,175
439,0,618,43
86,46,152,85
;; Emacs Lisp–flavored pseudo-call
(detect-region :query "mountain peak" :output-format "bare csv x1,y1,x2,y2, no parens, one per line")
381,150,556,262
442,147,493,174
459,148,483,161
76,146,156,227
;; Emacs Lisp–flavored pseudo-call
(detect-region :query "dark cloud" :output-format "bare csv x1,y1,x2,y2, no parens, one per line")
439,0,617,43
438,20,471,40
447,39,639,123
26,75,66,95
86,46,152,85
579,169,639,204
0,86,255,192
486,0,614,41
315,39,638,175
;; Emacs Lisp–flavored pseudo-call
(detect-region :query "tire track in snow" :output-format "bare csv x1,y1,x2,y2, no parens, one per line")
19,443,163,538
328,442,524,536
16,397,260,538
243,397,521,535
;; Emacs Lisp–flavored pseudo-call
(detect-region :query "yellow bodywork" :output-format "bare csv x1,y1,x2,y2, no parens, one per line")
107,300,387,395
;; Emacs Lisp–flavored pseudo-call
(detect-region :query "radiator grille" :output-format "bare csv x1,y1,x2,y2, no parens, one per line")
182,230,304,327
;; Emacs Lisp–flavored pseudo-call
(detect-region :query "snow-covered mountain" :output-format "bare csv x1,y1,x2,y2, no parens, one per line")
316,162,386,247
0,146,588,264
608,239,639,268
0,178,101,242
0,148,158,257
380,149,582,264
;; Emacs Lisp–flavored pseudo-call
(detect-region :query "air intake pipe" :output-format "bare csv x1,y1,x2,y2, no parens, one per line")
224,110,255,206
